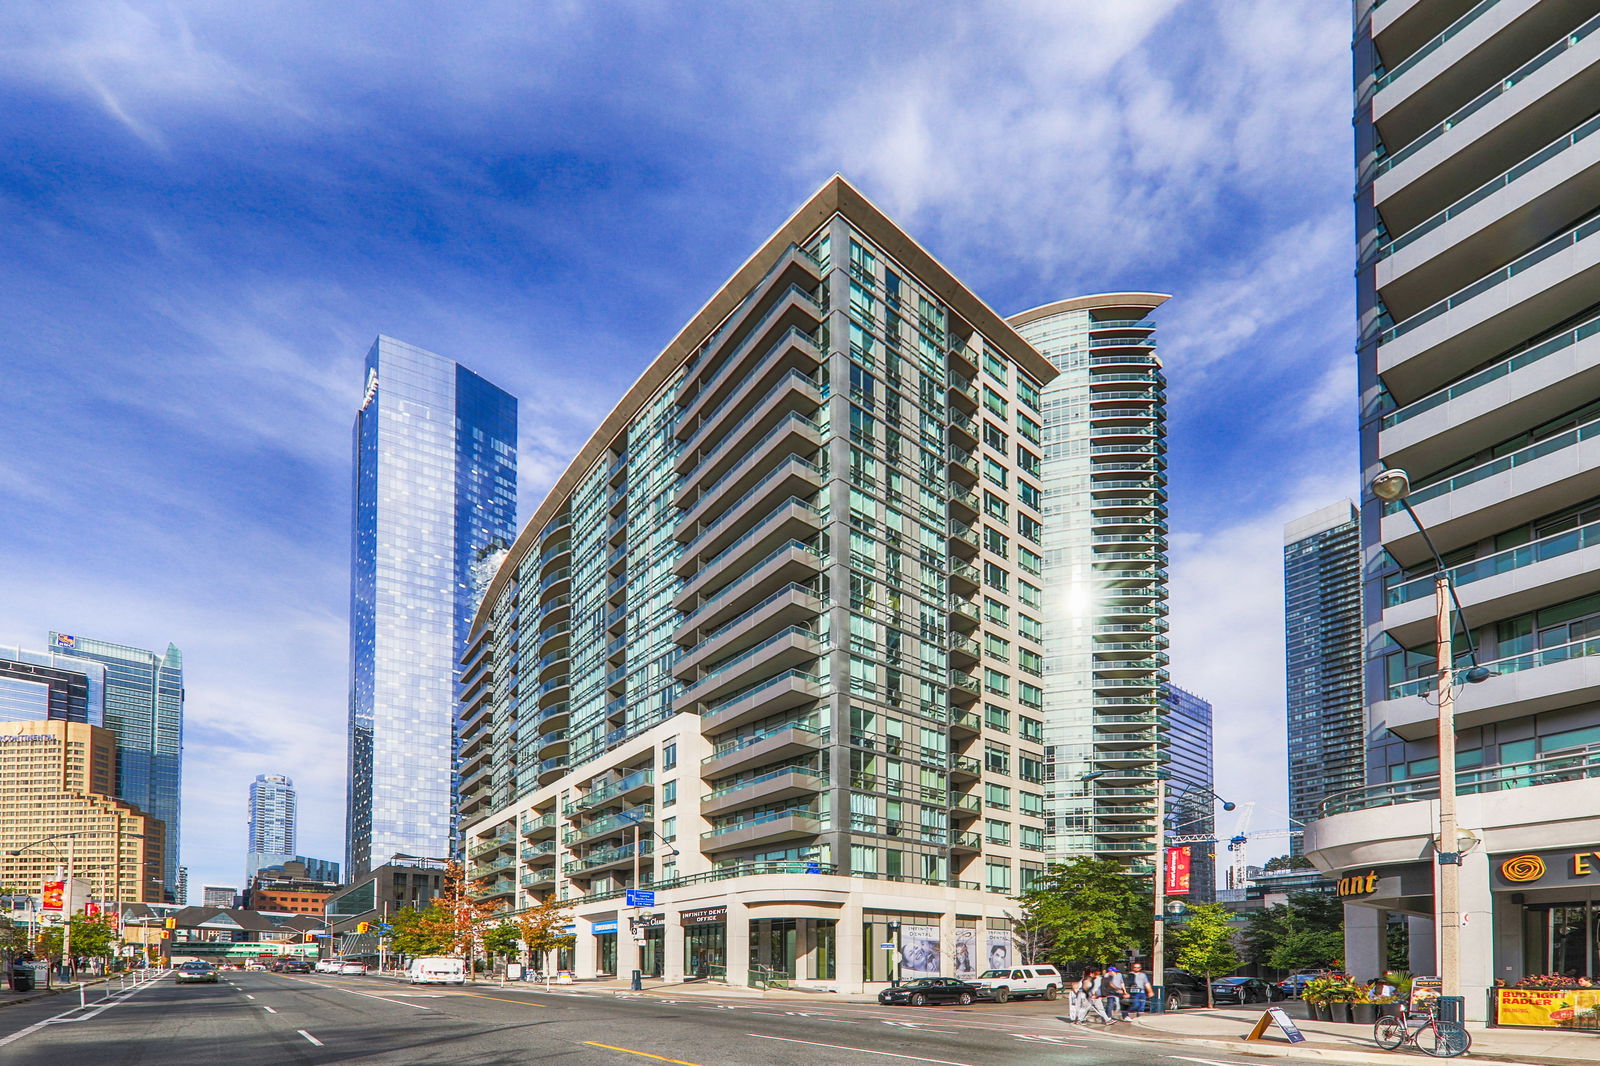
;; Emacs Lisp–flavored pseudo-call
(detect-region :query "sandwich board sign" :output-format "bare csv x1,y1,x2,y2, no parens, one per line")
1246,1007,1306,1044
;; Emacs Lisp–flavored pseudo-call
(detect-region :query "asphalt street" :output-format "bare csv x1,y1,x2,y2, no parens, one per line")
0,969,1270,1066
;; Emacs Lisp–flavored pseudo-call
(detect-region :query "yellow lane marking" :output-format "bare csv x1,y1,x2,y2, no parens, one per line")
446,992,546,1007
583,1041,706,1065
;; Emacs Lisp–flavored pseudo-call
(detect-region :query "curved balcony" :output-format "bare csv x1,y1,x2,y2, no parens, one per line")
537,730,569,760
537,755,570,785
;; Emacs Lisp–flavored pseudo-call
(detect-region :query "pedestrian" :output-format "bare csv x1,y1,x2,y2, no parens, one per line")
1067,970,1091,1023
1084,968,1112,1024
1128,962,1151,1017
1103,965,1128,1021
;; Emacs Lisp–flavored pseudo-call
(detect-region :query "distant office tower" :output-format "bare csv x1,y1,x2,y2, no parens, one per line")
0,719,165,903
248,853,341,884
175,866,189,906
248,773,297,858
47,633,183,901
1283,502,1362,844
0,644,104,724
202,885,237,908
346,337,518,877
1008,295,1171,868
1163,683,1216,903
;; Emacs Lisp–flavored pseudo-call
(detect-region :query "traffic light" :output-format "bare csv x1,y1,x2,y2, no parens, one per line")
356,922,370,934
164,917,177,930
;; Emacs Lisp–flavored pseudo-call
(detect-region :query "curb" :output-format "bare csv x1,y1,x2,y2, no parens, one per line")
0,974,116,1010
1123,1021,1596,1066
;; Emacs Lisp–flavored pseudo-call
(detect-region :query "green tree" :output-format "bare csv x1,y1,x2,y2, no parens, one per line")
482,920,521,962
1171,903,1239,1006
1262,854,1313,872
68,913,117,961
1241,892,1343,972
515,896,575,969
1015,857,1148,968
387,904,453,958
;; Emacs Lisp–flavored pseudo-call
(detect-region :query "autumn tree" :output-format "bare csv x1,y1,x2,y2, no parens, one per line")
515,896,576,972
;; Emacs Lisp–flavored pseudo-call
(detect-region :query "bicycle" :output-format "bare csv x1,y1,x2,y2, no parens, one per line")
1372,1007,1471,1057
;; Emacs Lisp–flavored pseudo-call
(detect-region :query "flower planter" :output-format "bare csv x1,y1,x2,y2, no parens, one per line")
1351,1002,1378,1025
1330,1000,1354,1024
1307,1001,1330,1021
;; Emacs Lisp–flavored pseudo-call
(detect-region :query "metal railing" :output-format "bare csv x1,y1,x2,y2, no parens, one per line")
1323,742,1600,815
1388,632,1600,698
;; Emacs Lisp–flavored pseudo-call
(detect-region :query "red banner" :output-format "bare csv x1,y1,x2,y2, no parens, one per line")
41,880,65,911
1165,847,1192,895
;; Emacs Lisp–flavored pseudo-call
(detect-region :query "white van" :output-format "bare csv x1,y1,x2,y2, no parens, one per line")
407,956,467,985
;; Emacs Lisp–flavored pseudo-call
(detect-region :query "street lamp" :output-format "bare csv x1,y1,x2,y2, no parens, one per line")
1371,467,1493,1004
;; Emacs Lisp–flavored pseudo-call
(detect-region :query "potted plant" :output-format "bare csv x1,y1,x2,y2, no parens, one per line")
1302,977,1335,1021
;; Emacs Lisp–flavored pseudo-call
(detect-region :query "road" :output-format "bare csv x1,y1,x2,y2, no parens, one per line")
0,969,1265,1066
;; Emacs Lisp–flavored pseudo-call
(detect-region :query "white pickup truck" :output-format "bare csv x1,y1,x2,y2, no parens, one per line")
967,965,1064,1003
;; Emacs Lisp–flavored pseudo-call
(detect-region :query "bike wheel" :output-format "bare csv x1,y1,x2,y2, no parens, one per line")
1420,1020,1471,1058
1372,1015,1406,1051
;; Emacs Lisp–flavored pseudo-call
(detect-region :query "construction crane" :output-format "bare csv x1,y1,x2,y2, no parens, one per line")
1168,802,1304,889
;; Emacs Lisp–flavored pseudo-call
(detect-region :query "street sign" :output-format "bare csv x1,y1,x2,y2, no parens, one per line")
625,890,655,908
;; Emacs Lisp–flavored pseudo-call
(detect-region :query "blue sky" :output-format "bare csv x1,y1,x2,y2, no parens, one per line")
0,1,1356,896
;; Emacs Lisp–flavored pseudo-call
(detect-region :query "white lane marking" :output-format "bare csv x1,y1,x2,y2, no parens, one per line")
263,1006,278,1014
293,977,432,1009
297,1029,324,1046
1010,1033,1087,1047
245,994,255,1000
0,973,161,1047
883,1020,958,1034
747,1033,981,1066
1169,1058,1243,1066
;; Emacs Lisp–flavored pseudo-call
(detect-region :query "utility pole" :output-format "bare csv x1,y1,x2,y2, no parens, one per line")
1152,775,1166,997
63,834,75,983
1435,575,1461,999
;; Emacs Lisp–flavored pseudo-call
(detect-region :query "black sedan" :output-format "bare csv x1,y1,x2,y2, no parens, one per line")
175,961,219,984
1210,977,1281,1004
878,977,981,1007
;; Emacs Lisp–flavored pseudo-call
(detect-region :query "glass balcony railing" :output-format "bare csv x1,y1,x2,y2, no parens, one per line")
705,765,824,803
1389,632,1600,698
705,721,826,763
695,497,822,575
686,626,819,694
1387,518,1600,606
682,542,822,627
699,582,820,644
1383,305,1600,428
1375,13,1600,180
573,769,654,811
1382,210,1600,345
1323,742,1600,815
703,805,820,839
683,411,822,510
1374,0,1503,93
701,669,823,719
1389,409,1600,511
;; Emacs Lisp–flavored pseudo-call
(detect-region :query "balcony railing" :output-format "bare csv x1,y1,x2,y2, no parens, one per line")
1382,209,1600,345
1389,409,1600,512
1388,632,1600,699
1374,13,1600,180
1387,517,1600,606
557,860,838,908
573,768,653,811
1383,305,1600,428
702,805,820,839
1323,742,1600,816
1373,0,1503,93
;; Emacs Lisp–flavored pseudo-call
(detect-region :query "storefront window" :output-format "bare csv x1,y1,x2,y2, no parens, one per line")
1552,906,1589,980
596,932,617,976
685,922,726,978
811,920,837,980
641,926,664,977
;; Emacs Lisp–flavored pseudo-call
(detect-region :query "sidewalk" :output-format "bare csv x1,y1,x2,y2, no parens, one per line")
0,973,118,1011
375,971,875,1001
1129,1005,1600,1065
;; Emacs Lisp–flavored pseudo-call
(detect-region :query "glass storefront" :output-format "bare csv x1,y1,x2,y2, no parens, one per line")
1523,901,1599,980
684,906,727,979
595,932,617,976
641,926,664,977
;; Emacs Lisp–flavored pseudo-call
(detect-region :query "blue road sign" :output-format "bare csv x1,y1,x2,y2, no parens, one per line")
625,890,655,908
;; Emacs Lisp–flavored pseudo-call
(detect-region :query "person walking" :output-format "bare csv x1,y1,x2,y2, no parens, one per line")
1128,962,1152,1017
1103,965,1128,1021
1081,968,1111,1024
1067,970,1091,1023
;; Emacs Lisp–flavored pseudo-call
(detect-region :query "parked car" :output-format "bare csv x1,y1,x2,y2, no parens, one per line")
407,956,467,985
878,977,982,1007
1209,976,1282,1004
1160,968,1209,1010
281,959,313,974
175,961,219,984
967,965,1064,1003
338,961,369,976
1275,974,1317,999
314,959,341,974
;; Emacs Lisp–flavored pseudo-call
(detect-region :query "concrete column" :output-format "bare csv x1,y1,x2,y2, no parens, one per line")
796,918,815,981
616,918,641,980
939,910,958,975
1457,849,1495,1023
575,921,598,979
838,900,864,993
1344,904,1386,982
725,900,750,987
1407,915,1436,977
664,912,686,982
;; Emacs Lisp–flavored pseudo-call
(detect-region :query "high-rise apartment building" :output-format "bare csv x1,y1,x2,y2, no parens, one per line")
460,177,1057,989
47,633,183,901
0,644,104,725
1307,1,1600,1018
0,719,165,904
202,886,238,908
1284,501,1363,847
346,337,518,877
1163,683,1216,904
1007,296,1171,869
248,773,296,860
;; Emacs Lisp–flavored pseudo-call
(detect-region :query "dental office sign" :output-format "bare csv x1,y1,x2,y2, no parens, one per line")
1492,847,1600,890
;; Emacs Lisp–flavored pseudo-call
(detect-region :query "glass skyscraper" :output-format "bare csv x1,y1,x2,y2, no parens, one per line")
0,643,104,725
248,773,297,857
46,632,183,901
1163,682,1215,903
1282,501,1362,847
346,336,517,877
1008,296,1171,870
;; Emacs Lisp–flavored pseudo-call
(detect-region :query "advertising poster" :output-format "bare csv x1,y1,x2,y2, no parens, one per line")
1496,988,1600,1029
1165,847,1192,895
898,925,941,977
985,929,1013,971
41,880,65,912
952,929,976,978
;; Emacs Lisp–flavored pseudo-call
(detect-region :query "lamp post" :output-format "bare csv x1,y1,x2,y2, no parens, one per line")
1371,468,1493,1003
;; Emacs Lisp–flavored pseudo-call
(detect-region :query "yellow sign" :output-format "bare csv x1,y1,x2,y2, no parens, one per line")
1500,854,1546,883
1496,988,1600,1028
1337,870,1378,897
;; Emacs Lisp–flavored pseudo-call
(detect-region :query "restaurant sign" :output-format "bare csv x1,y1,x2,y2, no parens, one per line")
1496,988,1600,1029
1336,870,1379,897
1492,847,1600,890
